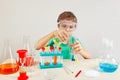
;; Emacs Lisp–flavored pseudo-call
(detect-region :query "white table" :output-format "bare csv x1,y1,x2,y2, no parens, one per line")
0,59,119,80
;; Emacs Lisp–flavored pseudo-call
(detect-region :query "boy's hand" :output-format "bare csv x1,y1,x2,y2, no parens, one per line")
54,30,69,43
72,41,82,54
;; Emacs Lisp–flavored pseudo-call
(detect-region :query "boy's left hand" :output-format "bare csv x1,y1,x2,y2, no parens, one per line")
72,41,82,54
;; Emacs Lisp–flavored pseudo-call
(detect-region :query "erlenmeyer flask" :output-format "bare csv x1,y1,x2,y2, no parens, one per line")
0,40,19,74
23,36,32,54
99,38,119,73
22,36,35,67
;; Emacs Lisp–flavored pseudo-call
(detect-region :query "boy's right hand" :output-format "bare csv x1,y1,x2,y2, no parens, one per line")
53,30,69,44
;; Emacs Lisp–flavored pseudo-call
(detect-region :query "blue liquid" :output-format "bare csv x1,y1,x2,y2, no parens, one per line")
99,63,118,73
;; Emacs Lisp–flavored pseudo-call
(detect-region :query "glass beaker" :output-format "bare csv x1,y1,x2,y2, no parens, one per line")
22,36,35,67
99,38,119,73
0,40,19,75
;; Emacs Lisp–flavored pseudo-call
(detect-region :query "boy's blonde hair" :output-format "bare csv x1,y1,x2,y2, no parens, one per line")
57,11,77,23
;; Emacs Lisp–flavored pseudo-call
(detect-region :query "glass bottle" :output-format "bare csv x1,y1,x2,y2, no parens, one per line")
0,40,19,74
99,38,119,73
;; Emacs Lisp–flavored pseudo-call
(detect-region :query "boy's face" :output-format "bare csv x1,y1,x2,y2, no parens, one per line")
58,20,76,35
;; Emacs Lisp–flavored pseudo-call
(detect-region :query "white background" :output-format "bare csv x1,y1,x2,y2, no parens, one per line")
0,0,120,61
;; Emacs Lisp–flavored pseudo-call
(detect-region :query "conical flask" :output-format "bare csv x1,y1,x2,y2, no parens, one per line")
22,36,35,67
23,36,32,54
0,40,19,74
99,38,119,73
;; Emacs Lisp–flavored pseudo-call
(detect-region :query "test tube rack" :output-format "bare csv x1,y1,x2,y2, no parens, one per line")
39,46,63,69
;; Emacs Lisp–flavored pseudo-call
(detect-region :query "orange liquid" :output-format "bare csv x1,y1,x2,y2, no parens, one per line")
0,63,19,75
45,62,49,66
54,56,57,65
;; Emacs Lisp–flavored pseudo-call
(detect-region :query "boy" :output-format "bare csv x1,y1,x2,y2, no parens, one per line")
35,11,91,59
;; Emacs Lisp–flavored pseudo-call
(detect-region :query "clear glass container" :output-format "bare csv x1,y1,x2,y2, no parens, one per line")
68,34,80,61
22,36,35,67
16,36,36,73
0,40,19,74
99,38,119,73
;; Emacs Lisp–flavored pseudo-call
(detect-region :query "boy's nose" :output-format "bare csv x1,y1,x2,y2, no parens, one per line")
66,27,71,31
65,29,71,35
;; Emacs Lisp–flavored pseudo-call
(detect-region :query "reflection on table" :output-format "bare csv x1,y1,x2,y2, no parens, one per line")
0,59,119,80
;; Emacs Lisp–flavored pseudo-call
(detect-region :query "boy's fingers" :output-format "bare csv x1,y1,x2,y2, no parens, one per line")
69,44,74,47
73,41,79,47
75,49,81,53
63,30,69,38
58,30,69,42
54,30,69,43
73,43,82,52
73,45,80,50
61,32,68,41
74,41,79,45
74,47,81,53
62,31,69,41
57,33,64,42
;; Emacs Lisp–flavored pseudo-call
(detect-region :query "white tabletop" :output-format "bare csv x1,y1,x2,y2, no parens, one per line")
0,59,119,80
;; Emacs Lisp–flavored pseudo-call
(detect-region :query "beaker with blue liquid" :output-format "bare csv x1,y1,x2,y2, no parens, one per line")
99,38,119,73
